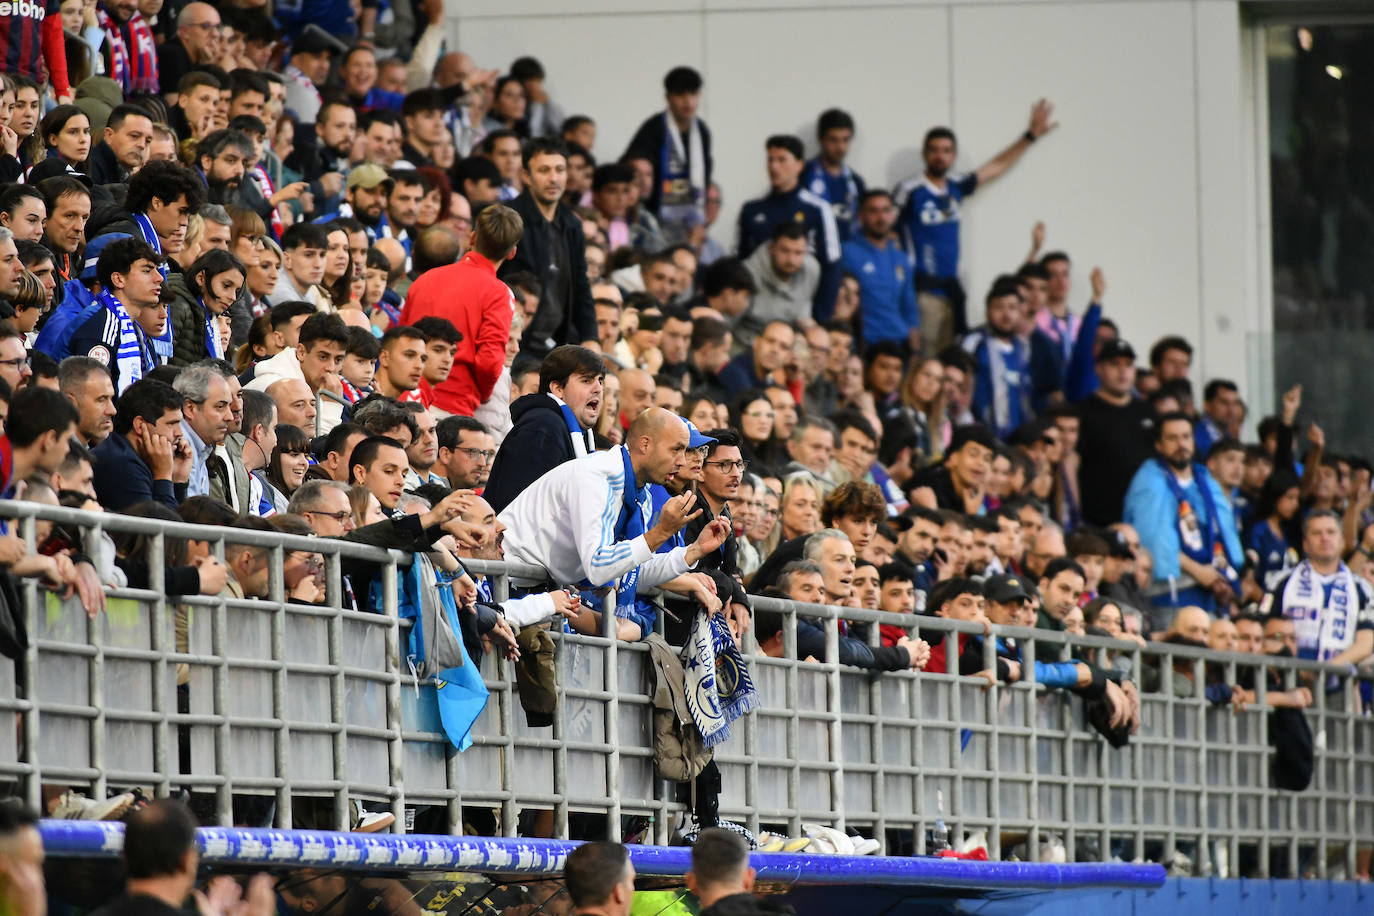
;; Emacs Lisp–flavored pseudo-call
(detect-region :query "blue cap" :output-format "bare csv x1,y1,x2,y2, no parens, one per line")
683,419,716,449
81,232,132,282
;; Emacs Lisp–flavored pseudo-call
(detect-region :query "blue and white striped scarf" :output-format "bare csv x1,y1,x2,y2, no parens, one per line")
96,288,151,393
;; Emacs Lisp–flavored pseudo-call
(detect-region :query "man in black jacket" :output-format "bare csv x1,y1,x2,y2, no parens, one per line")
497,138,598,357
88,105,155,187
482,345,604,514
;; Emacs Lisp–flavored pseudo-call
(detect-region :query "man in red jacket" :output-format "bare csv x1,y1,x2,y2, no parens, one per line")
400,203,522,417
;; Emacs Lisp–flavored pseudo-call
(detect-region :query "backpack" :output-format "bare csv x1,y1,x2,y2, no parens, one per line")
370,552,469,677
644,633,713,781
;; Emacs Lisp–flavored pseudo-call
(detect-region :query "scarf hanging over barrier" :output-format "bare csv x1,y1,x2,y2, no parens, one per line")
682,608,758,748
1280,559,1358,662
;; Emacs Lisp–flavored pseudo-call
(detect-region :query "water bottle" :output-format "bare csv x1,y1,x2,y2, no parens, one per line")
931,818,949,853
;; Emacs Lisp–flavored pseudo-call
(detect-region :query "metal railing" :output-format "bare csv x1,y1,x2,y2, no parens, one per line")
0,501,1370,877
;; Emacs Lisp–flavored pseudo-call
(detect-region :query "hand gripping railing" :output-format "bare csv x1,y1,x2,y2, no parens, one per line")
0,500,1369,875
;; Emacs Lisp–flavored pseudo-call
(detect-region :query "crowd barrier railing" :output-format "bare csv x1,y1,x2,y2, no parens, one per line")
0,501,1369,878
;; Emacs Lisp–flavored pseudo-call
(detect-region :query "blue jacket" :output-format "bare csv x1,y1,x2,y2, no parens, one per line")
841,235,918,345
92,432,180,512
737,185,842,322
32,278,99,361
1123,458,1243,584
717,352,767,399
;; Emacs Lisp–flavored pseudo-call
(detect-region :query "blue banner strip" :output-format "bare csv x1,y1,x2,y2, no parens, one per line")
37,821,1166,890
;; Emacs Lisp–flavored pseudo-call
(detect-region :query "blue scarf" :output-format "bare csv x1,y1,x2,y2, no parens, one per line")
657,111,705,229
559,399,594,458
683,608,759,747
97,288,154,392
131,212,175,361
970,331,1030,439
1157,459,1239,593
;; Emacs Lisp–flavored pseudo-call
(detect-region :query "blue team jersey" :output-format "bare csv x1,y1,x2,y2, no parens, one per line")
893,172,978,280
1247,521,1296,593
802,158,866,242
840,235,917,344
273,0,356,38
736,186,842,266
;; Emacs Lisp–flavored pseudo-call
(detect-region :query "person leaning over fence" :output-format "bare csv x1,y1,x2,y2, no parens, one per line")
564,841,636,916
687,827,794,916
499,407,731,642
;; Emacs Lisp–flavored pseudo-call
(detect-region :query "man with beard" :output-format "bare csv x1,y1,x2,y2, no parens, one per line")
841,189,918,351
499,138,598,356
1124,412,1243,615
287,101,356,216
197,130,254,207
894,100,1058,350
961,275,1032,439
318,165,392,240
483,345,603,513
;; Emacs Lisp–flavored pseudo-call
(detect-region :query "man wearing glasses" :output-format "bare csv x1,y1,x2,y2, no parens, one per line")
433,415,493,491
156,2,221,100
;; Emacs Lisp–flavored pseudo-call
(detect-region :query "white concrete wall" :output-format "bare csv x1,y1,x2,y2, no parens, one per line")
446,0,1262,401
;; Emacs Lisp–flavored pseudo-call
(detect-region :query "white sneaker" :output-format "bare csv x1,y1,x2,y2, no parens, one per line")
51,791,136,821
353,811,395,833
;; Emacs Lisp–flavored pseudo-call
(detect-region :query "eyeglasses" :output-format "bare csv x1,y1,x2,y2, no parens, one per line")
455,447,496,464
0,356,30,370
705,459,749,473
186,21,220,32
304,509,352,524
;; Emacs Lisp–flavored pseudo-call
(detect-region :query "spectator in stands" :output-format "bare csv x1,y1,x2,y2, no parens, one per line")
484,345,602,513
167,249,246,367
69,237,166,395
894,100,1057,349
372,325,428,400
500,408,731,641
500,138,597,356
1075,339,1156,526
0,188,46,244
804,528,857,606
0,803,44,916
908,424,996,515
1036,556,1086,631
267,379,317,433
718,319,791,398
1124,412,1242,616
157,3,221,97
1149,335,1192,383
58,355,117,445
39,177,90,285
757,559,927,671
842,189,918,350
401,203,521,416
962,276,1032,439
736,222,818,347
311,423,367,485
737,134,840,321
348,435,411,516
1196,379,1243,457
88,103,153,186
624,66,712,245
271,223,331,309
245,312,350,435
1267,509,1374,673
92,378,190,511
172,365,233,500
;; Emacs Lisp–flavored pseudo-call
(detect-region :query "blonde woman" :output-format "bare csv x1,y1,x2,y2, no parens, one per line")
896,356,951,464
763,475,822,557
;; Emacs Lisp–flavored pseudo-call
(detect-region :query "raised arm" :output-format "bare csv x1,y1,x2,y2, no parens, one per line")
974,99,1058,186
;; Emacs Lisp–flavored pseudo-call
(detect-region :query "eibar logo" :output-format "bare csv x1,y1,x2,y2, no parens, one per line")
0,0,46,18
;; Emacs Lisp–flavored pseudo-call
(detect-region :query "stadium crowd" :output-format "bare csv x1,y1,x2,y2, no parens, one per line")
0,0,1366,842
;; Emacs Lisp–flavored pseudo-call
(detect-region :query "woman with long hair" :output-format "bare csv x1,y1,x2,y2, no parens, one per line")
1246,469,1302,592
267,424,312,502
245,236,281,316
320,224,354,310
348,484,386,529
167,249,246,366
896,357,950,464
415,166,453,230
9,77,45,169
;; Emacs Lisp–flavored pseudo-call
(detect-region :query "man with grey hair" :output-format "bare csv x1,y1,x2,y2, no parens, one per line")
0,227,23,299
784,416,837,484
194,359,250,512
173,365,233,499
196,204,233,256
761,558,928,671
158,2,223,99
59,356,118,445
802,527,857,605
